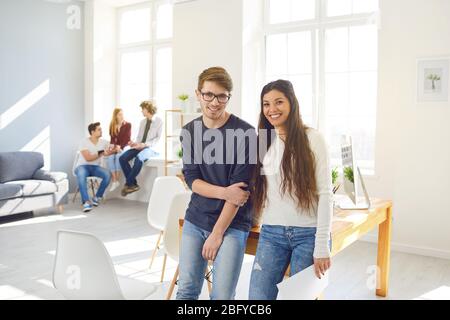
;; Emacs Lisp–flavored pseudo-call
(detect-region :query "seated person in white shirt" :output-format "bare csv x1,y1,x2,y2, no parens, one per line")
248,79,333,300
119,101,162,196
74,122,113,212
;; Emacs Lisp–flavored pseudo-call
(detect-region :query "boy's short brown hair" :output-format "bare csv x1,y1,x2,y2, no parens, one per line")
140,101,157,115
88,122,100,135
197,67,233,92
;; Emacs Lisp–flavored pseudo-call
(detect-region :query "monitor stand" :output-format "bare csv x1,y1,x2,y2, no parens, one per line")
336,167,371,210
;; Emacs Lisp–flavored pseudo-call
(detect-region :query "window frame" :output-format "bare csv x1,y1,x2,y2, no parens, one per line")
263,0,379,175
116,1,173,155
116,1,173,114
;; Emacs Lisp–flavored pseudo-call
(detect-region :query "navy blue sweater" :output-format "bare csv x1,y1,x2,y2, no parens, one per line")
180,114,256,232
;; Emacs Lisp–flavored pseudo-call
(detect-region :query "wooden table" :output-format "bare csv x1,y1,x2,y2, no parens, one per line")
245,198,393,297
178,198,392,298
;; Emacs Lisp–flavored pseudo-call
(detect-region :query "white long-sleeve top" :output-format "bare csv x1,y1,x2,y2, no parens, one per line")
261,128,333,258
135,116,163,148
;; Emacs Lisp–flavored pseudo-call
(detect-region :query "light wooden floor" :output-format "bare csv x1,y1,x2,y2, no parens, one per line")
1,199,449,300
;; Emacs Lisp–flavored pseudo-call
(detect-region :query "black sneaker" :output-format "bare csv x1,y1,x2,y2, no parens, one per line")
128,184,140,194
121,186,129,197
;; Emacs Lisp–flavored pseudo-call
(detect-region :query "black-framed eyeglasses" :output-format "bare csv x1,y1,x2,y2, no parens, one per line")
200,91,232,103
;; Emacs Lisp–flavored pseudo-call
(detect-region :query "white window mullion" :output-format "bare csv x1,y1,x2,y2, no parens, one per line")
150,46,154,102
311,29,319,129
346,26,351,131
317,26,326,132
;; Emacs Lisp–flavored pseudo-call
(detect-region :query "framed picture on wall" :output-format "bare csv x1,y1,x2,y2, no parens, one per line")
417,58,450,103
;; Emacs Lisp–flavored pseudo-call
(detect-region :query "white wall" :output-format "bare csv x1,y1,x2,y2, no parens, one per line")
362,0,450,258
242,0,265,128
172,0,243,116
85,0,117,130
0,0,85,191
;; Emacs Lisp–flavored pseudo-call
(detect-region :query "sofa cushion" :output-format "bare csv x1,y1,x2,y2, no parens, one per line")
4,180,57,197
0,152,44,183
32,170,68,183
0,184,23,201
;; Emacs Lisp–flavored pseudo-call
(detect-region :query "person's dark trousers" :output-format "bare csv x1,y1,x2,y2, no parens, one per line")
119,148,144,187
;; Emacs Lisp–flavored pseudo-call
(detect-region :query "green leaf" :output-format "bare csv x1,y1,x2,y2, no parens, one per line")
177,94,189,101
343,166,354,184
331,167,339,185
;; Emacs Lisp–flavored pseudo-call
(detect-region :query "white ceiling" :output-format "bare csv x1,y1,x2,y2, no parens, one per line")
99,0,197,8
100,0,148,7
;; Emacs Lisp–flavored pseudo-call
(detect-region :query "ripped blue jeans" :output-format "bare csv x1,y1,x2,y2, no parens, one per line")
249,224,331,300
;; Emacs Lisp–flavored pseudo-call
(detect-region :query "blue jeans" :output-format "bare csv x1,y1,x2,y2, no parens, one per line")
106,151,124,172
119,147,158,187
176,219,249,300
74,165,111,204
249,225,331,300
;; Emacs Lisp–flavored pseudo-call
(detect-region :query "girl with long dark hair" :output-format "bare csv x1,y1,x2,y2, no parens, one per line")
249,79,333,300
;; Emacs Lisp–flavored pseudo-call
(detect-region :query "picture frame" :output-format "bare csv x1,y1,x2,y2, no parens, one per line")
417,58,450,103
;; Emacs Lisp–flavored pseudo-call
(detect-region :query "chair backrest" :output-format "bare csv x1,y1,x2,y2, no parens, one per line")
163,191,192,262
52,230,124,300
72,152,80,177
147,176,186,231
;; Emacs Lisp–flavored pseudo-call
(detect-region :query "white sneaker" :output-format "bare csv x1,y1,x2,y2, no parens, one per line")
109,181,120,192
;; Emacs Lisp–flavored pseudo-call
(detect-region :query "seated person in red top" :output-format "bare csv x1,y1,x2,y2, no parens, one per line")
107,108,131,192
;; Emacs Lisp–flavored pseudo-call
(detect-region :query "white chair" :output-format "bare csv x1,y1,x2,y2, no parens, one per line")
71,151,106,203
163,191,191,299
52,230,157,300
163,191,213,299
147,176,186,279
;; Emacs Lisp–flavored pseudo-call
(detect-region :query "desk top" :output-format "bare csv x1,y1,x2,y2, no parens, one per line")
248,198,392,240
178,198,392,256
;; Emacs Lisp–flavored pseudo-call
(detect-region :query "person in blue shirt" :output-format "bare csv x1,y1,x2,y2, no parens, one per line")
176,67,257,300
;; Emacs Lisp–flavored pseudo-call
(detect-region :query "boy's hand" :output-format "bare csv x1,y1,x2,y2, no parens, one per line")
202,231,224,261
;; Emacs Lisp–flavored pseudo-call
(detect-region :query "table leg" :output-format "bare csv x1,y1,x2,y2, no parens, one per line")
376,206,392,297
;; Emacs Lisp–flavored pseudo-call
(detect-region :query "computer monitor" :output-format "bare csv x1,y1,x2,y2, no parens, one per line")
338,135,371,210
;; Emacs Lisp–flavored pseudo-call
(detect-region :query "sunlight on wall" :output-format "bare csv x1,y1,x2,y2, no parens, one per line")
20,126,51,170
0,79,50,130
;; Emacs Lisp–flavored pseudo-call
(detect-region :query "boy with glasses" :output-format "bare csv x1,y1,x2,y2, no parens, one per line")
176,67,256,300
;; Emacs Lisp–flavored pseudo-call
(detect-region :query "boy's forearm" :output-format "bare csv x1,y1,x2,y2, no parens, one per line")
192,179,226,200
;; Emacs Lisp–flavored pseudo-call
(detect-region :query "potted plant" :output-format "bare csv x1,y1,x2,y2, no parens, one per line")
177,94,189,112
332,167,340,194
177,147,183,160
343,166,354,184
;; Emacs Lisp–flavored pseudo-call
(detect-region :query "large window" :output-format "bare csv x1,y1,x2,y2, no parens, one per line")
117,1,173,153
265,0,379,173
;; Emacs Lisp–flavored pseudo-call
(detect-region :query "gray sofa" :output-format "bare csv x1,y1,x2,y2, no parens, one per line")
0,152,69,218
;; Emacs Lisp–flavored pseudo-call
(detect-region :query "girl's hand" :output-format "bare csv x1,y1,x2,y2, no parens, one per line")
224,182,250,207
313,257,331,279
